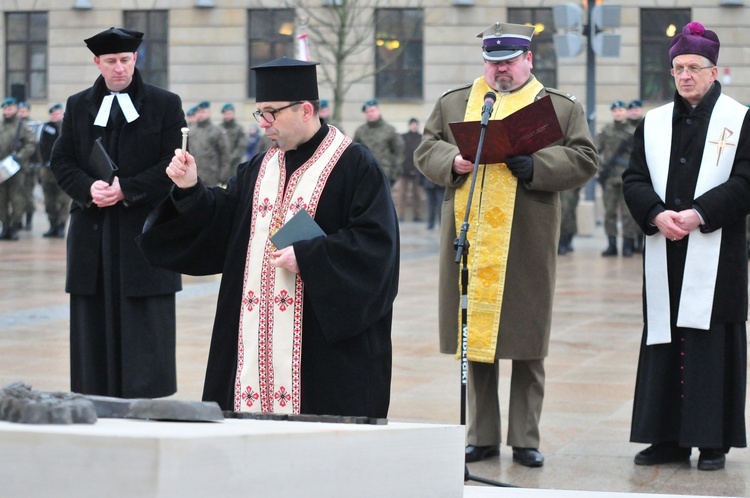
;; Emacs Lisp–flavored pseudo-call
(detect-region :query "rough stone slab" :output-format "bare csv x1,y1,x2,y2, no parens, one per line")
0,382,96,425
82,395,223,422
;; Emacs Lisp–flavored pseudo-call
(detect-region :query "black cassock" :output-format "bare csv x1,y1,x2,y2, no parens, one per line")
623,82,750,450
139,124,400,418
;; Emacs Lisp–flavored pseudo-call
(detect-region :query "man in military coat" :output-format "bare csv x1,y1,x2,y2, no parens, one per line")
415,22,597,467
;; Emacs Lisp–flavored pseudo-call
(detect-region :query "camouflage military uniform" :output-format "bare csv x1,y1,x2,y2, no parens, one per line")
353,117,404,185
596,119,639,256
21,117,43,230
558,188,580,254
190,118,229,186
0,114,36,240
220,118,246,181
38,119,70,237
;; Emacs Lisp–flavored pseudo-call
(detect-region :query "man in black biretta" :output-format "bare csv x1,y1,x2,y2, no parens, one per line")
49,26,185,399
84,27,143,56
138,57,400,418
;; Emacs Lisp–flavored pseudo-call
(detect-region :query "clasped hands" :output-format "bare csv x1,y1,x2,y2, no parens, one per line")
452,154,533,182
653,209,702,242
90,177,124,207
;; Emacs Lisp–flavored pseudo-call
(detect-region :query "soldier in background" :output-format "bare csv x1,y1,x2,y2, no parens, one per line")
38,104,69,238
318,99,343,133
0,97,36,241
219,103,246,181
186,106,197,126
189,101,229,186
597,101,638,257
558,188,580,255
626,100,645,253
398,118,424,222
17,102,41,231
627,99,644,127
353,99,404,187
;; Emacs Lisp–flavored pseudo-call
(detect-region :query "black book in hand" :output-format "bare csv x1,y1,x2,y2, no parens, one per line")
88,137,118,185
270,209,326,249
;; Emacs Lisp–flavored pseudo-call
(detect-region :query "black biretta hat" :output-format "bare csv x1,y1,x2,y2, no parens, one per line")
85,27,144,56
252,57,319,102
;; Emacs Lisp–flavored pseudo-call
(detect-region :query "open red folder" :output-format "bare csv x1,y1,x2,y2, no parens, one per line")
448,95,564,164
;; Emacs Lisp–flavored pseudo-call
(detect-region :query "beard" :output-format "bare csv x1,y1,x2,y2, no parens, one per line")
495,76,514,92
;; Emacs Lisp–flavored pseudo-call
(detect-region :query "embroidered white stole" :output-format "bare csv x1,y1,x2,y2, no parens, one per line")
643,94,747,344
234,126,350,413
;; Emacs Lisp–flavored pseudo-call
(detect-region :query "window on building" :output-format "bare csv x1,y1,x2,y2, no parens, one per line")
124,11,169,89
508,8,557,88
640,9,691,103
5,12,48,101
375,8,423,100
247,9,296,99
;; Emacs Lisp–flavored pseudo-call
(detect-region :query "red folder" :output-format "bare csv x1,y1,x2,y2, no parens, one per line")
448,95,564,164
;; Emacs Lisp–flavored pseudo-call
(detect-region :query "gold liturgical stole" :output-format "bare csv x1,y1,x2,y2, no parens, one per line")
455,76,544,362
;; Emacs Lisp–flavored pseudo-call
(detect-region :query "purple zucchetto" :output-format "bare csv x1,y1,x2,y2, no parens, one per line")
477,22,536,62
668,22,720,65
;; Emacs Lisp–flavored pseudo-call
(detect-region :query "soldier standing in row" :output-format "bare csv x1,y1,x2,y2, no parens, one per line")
38,104,69,238
0,97,36,241
558,188,580,255
219,103,246,181
353,99,404,187
190,101,229,186
17,102,41,231
597,101,639,257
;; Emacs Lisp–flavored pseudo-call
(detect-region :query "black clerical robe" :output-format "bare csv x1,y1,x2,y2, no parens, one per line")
623,82,750,449
51,69,184,398
139,124,400,418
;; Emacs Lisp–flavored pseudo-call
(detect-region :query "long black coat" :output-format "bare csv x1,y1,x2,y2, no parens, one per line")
51,70,183,297
623,82,750,448
139,124,400,418
50,69,184,398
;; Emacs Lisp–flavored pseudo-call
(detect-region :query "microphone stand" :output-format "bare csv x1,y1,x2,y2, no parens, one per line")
455,103,517,488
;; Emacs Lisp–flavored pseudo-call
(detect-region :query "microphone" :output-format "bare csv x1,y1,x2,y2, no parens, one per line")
481,91,496,126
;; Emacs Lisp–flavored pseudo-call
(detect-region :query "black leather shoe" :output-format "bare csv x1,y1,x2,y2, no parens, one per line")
697,449,725,471
512,447,544,467
634,443,691,466
465,444,499,463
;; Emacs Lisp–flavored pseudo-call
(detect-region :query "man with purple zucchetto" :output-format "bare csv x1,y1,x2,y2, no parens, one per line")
624,21,750,471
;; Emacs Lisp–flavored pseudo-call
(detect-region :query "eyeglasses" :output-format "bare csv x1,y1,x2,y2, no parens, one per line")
670,65,714,77
253,101,302,123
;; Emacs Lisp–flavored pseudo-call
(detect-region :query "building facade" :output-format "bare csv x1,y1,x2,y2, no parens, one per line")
2,0,748,135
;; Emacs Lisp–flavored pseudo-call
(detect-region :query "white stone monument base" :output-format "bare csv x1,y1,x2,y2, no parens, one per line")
0,418,464,497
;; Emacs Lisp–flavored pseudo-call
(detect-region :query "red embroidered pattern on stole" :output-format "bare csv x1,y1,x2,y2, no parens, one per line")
234,129,352,413
234,148,280,411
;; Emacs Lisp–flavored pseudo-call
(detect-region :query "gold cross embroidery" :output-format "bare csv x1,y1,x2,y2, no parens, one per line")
708,127,736,167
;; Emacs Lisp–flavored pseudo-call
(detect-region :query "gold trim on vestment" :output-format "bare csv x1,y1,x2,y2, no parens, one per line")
454,76,544,362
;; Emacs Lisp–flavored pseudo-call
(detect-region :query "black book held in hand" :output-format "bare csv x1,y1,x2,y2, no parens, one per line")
270,209,326,249
88,137,118,184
